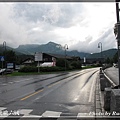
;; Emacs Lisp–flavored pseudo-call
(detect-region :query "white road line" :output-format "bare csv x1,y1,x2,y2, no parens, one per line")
0,107,6,111
88,74,97,103
19,109,33,116
0,107,8,118
42,111,62,118
19,109,41,118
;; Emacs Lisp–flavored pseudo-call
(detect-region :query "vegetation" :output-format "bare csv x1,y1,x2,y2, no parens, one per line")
18,66,65,72
18,58,82,73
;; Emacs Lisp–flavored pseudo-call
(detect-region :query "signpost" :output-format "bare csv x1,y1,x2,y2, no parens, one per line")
35,52,43,73
0,56,4,69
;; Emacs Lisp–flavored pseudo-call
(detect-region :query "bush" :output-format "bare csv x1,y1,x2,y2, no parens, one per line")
19,66,37,72
56,58,69,68
18,66,65,72
70,61,81,69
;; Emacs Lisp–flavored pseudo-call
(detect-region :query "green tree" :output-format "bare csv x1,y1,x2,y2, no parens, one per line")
56,58,69,68
4,50,16,62
71,61,81,69
113,52,118,63
105,57,110,64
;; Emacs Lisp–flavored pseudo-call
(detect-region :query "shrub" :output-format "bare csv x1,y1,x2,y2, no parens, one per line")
56,58,69,68
70,61,81,69
18,66,65,72
19,66,37,72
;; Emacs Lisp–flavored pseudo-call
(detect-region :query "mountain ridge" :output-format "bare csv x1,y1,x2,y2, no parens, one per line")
0,42,117,59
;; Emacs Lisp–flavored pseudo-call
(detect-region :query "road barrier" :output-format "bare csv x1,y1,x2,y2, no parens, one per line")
99,68,118,112
99,68,120,115
99,70,111,91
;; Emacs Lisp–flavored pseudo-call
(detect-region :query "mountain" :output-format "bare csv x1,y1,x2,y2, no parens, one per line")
87,48,117,59
15,42,90,58
0,42,117,59
16,42,60,55
0,45,24,55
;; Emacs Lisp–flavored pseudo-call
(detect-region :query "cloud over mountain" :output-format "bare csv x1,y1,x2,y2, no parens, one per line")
0,2,117,53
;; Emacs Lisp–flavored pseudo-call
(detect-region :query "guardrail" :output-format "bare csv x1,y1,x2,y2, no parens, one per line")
100,68,120,112
103,71,116,87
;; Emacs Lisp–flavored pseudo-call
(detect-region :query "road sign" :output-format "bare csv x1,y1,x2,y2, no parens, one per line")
7,63,14,69
35,52,43,61
0,56,4,61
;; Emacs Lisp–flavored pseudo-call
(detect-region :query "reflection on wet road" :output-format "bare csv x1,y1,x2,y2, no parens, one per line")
0,68,99,118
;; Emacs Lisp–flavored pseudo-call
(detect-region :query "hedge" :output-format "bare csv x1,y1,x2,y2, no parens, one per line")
18,66,65,72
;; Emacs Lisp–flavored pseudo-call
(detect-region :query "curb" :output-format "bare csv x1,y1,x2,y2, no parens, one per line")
95,74,104,118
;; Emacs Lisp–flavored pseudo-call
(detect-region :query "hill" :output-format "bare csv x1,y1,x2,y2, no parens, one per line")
87,49,117,59
15,42,90,58
0,42,117,59
0,45,24,55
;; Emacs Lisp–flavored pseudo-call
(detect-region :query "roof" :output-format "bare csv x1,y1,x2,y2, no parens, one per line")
43,53,73,59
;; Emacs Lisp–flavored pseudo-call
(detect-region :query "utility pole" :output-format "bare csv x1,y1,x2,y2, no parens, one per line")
115,1,120,87
98,42,102,63
3,41,6,69
64,44,68,71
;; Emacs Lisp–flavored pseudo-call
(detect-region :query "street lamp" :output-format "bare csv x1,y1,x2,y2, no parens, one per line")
98,42,102,63
64,44,68,71
3,41,6,68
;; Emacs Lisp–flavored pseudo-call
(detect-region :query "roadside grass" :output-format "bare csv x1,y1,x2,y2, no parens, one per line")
7,66,98,76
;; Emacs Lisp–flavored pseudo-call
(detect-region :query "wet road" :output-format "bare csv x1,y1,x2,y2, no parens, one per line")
0,68,99,119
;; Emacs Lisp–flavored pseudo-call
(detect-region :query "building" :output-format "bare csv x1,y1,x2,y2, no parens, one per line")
22,58,34,66
35,52,81,67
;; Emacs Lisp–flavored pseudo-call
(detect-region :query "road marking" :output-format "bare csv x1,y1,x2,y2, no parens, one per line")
48,81,61,88
19,109,42,119
20,89,44,101
19,109,33,115
42,111,62,117
88,75,97,103
0,107,6,111
0,107,8,118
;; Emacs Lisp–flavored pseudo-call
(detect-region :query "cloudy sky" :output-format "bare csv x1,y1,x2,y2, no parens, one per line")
0,2,117,53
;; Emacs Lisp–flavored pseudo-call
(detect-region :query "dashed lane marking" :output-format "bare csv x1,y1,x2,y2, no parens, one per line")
20,89,44,101
42,111,62,118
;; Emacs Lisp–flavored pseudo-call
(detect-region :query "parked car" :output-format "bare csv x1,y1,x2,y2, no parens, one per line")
0,68,13,75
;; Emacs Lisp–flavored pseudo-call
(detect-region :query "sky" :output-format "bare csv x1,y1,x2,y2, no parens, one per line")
0,2,117,53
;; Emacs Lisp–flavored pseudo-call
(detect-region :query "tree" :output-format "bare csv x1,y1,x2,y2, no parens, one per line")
56,58,69,68
113,52,118,63
71,61,81,69
4,50,16,62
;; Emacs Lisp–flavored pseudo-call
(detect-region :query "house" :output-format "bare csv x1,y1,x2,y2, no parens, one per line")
35,52,81,67
22,58,34,66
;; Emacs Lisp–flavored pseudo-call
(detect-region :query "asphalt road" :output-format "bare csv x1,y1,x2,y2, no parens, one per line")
0,68,99,119
104,67,119,86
